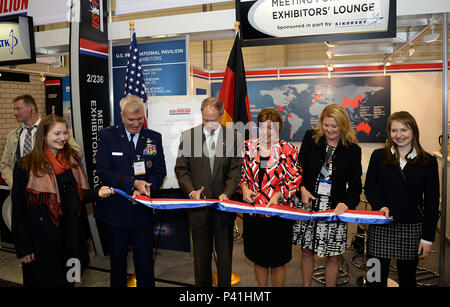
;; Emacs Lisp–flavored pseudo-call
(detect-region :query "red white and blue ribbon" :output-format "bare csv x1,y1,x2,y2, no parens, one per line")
114,188,391,225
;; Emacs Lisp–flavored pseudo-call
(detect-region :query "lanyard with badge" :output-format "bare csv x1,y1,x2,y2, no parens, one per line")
133,154,146,176
317,146,335,196
130,133,145,176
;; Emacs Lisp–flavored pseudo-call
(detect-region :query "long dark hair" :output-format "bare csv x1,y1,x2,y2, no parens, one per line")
19,114,81,175
384,111,428,166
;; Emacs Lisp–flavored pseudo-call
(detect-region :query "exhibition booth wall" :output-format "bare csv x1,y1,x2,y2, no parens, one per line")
0,64,448,177
193,64,448,171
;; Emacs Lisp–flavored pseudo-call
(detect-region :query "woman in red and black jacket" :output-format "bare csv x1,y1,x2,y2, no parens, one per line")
240,108,302,287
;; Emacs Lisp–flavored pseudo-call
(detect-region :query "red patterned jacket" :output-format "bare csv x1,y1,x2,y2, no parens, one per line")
240,138,302,207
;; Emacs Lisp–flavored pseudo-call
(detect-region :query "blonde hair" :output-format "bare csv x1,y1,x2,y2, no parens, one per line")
313,104,358,146
120,94,144,114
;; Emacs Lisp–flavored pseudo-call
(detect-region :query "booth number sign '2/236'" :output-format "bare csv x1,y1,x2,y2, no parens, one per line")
86,74,104,84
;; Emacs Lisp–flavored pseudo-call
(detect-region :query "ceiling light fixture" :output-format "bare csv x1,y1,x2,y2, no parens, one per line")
408,45,415,56
326,64,334,78
423,25,440,43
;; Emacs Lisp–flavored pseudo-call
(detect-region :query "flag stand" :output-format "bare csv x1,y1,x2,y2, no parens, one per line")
212,272,242,286
212,20,245,287
217,21,243,287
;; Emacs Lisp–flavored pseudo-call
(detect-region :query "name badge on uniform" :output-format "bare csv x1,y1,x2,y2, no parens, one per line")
133,155,146,175
317,179,332,196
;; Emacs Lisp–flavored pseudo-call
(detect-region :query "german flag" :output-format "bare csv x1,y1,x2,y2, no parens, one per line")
219,32,252,139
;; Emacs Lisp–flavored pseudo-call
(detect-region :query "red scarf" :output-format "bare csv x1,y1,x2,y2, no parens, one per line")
46,146,71,175
26,146,90,226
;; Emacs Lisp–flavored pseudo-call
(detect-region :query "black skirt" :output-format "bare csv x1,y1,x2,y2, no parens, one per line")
243,214,294,268
367,222,422,260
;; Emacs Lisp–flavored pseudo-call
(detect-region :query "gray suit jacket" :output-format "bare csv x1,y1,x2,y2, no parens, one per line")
174,124,242,200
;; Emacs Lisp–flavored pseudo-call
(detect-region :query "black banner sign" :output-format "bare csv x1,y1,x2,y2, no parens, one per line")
77,0,110,189
70,0,110,256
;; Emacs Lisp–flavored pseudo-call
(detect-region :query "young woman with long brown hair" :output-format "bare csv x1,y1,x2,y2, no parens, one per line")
364,111,440,287
11,114,114,286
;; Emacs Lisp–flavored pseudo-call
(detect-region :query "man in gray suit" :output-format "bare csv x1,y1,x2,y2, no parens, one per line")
175,97,242,287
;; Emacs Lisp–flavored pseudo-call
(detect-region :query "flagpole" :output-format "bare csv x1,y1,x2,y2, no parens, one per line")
234,21,240,34
213,20,243,287
234,21,254,140
126,19,139,289
129,20,135,41
128,20,148,127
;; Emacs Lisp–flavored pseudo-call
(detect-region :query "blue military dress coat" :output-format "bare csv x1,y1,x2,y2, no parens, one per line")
95,125,167,228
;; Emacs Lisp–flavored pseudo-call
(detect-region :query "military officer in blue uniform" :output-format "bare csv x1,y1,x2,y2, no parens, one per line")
95,94,167,287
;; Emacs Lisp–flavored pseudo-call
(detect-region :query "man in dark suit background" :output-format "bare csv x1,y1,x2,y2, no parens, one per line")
175,97,242,286
95,94,166,287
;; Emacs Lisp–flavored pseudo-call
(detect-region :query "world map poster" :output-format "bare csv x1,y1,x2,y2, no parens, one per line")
211,76,390,143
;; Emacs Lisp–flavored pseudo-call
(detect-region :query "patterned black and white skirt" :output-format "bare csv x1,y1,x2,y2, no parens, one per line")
292,195,347,257
367,222,422,260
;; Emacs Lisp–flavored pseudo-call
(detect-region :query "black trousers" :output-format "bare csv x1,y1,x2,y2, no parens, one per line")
106,223,154,287
188,207,236,287
367,255,419,287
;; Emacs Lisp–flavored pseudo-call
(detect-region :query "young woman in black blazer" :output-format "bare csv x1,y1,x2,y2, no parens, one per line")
12,115,114,286
364,111,440,287
292,104,362,287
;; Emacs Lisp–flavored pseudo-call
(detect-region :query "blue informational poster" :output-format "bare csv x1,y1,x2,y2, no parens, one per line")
212,76,390,143
112,39,188,124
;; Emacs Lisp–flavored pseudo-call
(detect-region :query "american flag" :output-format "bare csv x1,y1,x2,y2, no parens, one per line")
124,31,148,127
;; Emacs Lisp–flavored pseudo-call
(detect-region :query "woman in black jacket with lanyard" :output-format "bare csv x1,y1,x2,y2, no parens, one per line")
292,104,362,287
364,111,440,287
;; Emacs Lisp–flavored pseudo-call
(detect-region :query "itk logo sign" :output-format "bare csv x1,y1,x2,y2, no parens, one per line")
0,28,18,55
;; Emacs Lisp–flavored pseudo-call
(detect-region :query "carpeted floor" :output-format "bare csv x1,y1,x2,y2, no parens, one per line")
0,201,449,287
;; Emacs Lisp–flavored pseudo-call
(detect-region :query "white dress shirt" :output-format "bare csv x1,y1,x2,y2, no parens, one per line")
203,125,220,156
125,130,140,149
